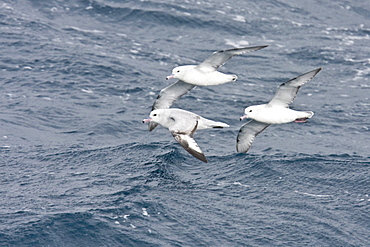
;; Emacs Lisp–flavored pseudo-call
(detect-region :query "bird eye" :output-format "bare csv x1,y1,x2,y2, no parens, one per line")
153,114,157,116
177,70,180,73
249,110,252,112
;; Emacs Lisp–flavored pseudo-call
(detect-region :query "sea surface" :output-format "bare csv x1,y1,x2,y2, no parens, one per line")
1,0,369,246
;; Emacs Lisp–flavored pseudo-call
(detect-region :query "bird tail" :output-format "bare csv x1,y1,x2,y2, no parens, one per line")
208,120,230,128
197,117,229,129
304,111,314,119
294,111,314,123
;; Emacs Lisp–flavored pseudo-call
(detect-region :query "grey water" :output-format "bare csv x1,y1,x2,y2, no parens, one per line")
0,0,369,246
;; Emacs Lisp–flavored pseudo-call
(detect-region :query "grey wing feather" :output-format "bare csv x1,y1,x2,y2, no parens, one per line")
172,133,208,163
171,121,208,163
268,68,321,108
197,45,268,71
236,120,270,153
148,80,195,131
148,122,159,132
151,80,196,110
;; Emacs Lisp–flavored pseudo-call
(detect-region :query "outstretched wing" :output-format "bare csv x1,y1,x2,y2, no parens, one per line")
151,80,196,110
197,45,268,72
148,80,196,131
172,133,208,163
171,121,208,163
236,120,270,153
268,68,321,108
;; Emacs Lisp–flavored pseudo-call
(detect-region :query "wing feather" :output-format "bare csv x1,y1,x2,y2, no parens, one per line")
171,120,208,163
148,80,195,131
197,45,268,72
267,68,321,108
172,133,208,163
236,120,270,153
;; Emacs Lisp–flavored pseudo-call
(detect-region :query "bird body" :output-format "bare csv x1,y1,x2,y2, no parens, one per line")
143,108,229,162
241,104,314,124
167,65,237,86
237,68,321,153
165,45,268,86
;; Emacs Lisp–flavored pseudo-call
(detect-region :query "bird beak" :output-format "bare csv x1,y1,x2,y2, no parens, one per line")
142,118,151,123
166,74,175,80
239,115,248,121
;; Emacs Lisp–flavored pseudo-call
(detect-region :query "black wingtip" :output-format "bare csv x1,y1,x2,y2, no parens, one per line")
312,67,322,74
218,45,269,53
303,67,322,80
148,122,158,131
247,45,269,51
186,149,208,163
198,155,208,163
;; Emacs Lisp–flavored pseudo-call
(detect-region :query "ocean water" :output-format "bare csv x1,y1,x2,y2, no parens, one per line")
0,0,369,246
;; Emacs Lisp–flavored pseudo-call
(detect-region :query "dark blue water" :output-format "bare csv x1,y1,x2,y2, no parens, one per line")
1,0,369,246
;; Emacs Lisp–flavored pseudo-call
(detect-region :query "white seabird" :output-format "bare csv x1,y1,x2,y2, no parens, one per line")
237,68,322,153
166,45,268,86
143,108,229,163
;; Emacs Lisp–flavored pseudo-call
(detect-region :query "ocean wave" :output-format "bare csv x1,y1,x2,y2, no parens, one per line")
1,0,370,245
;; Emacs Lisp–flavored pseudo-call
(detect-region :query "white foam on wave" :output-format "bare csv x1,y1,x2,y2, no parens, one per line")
224,39,249,48
81,88,94,94
65,26,105,34
232,15,246,23
353,67,370,81
130,224,136,229
142,208,150,217
217,181,250,188
1,3,13,10
295,190,332,198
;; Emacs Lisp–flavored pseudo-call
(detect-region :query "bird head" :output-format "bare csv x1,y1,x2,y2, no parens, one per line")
166,66,189,80
240,106,258,121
